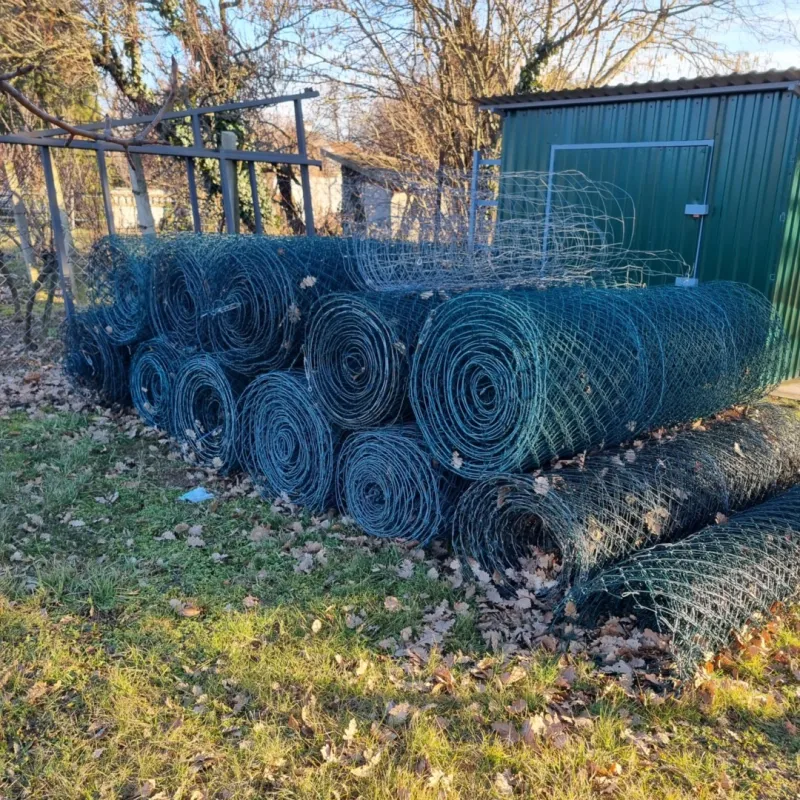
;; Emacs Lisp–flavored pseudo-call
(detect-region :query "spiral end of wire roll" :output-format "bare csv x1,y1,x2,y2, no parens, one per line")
305,291,437,429
337,425,463,544
63,310,131,405
130,338,183,431
238,371,339,511
149,234,211,348
171,354,240,471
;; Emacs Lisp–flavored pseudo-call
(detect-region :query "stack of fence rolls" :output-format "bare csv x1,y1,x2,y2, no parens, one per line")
64,230,800,674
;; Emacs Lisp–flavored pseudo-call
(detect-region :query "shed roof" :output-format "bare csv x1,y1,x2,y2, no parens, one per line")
479,68,800,112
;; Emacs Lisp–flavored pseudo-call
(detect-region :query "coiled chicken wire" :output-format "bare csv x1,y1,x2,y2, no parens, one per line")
453,404,800,589
129,337,184,431
238,371,340,512
347,170,689,291
561,485,800,676
411,282,786,480
337,425,466,544
63,310,131,406
171,354,242,472
304,290,443,429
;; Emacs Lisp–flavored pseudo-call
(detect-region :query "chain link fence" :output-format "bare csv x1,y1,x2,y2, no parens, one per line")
0,144,231,370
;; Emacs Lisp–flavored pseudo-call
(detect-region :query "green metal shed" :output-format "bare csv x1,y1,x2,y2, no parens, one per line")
480,69,800,377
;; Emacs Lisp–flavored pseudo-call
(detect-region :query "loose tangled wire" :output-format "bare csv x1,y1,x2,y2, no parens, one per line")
337,425,465,544
561,485,800,677
347,170,689,292
453,404,800,588
305,291,440,429
63,310,131,405
171,354,241,471
238,371,339,511
129,338,183,431
412,282,786,479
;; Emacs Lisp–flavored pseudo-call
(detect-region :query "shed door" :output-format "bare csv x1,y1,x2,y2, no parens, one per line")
551,141,713,280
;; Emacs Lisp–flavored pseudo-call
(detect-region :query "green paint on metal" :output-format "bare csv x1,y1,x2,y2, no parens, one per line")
498,89,800,375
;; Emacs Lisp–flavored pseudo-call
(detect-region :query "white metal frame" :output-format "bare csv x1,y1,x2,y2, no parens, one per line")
544,139,715,276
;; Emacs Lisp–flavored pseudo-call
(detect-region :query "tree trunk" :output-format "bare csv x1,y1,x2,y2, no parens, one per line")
127,153,157,235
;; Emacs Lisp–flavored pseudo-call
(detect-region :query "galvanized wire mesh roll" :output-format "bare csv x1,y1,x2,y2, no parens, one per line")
561,485,800,676
412,282,785,479
337,425,465,544
171,354,242,471
238,371,340,511
86,235,152,346
63,310,131,405
129,338,183,431
149,235,213,348
453,404,800,588
305,291,440,429
202,236,352,374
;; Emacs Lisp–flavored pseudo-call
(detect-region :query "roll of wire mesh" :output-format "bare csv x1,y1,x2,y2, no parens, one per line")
453,404,800,590
130,338,183,431
305,291,440,428
63,310,131,405
238,371,339,512
337,425,465,544
203,235,353,374
171,354,241,471
560,485,800,677
149,235,213,348
411,282,785,480
86,235,152,345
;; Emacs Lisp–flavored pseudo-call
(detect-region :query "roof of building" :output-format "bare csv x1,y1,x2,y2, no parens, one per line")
478,68,800,111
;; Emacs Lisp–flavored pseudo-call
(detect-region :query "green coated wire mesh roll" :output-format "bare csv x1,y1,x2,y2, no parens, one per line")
63,310,131,405
453,404,800,589
238,370,340,512
559,485,800,677
305,290,442,429
411,282,786,480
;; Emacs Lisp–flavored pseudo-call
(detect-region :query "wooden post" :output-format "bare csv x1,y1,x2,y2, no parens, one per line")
293,98,315,236
39,146,75,319
2,160,36,281
127,153,156,236
95,148,116,235
220,130,239,234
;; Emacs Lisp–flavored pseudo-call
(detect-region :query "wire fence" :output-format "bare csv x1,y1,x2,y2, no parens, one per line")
560,484,800,677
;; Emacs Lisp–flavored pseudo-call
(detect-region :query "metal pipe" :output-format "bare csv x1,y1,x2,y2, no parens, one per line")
294,98,315,236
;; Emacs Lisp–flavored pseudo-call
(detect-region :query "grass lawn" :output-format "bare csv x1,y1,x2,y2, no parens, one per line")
1,381,799,799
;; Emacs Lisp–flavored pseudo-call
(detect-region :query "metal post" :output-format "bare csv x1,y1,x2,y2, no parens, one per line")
39,146,74,319
467,149,480,255
247,162,263,234
187,113,202,233
186,159,202,233
95,148,116,235
220,130,239,234
293,98,315,236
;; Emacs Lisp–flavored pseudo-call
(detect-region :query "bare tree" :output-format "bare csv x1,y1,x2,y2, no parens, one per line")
298,0,787,170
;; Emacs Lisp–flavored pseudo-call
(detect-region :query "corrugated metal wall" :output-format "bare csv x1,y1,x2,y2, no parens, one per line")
499,90,800,374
